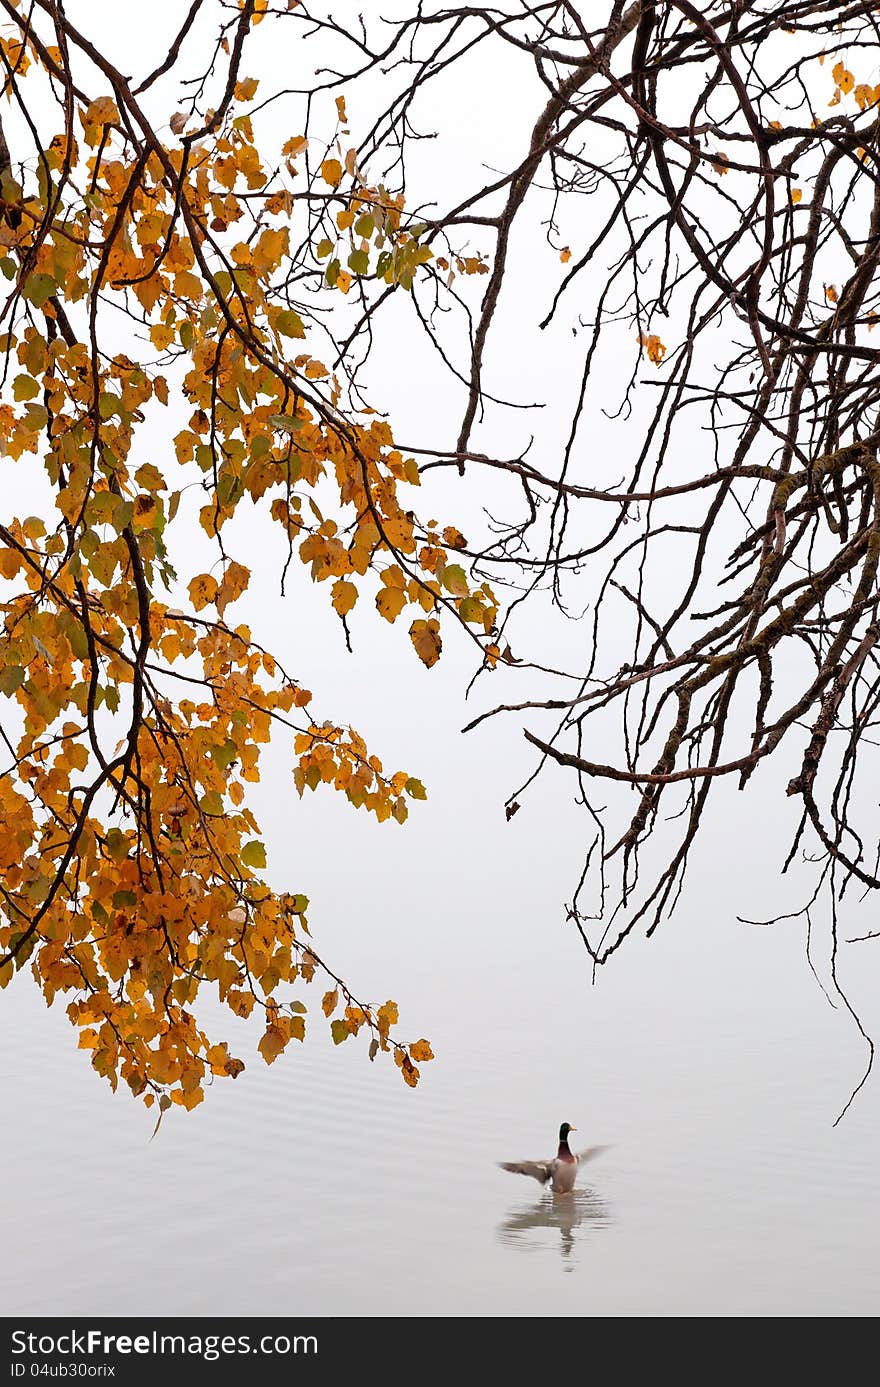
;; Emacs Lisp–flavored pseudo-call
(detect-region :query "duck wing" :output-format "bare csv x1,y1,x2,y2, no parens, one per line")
575,1144,611,1166
498,1158,555,1184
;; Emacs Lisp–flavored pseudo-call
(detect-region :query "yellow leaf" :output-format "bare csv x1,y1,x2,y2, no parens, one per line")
216,561,250,615
409,1039,434,1062
832,61,854,95
377,587,407,623
825,284,838,304
85,96,119,126
188,573,218,611
331,579,358,616
335,95,347,123
322,989,338,1017
377,1000,399,1032
321,158,343,188
791,188,803,205
335,270,352,294
559,247,571,263
150,322,176,351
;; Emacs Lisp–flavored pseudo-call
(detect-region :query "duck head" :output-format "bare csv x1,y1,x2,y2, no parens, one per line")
558,1121,576,1143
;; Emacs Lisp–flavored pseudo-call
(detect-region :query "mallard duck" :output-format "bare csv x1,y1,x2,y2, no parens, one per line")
499,1122,608,1194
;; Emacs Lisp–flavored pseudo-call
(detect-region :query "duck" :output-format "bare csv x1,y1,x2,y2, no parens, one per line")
499,1122,608,1194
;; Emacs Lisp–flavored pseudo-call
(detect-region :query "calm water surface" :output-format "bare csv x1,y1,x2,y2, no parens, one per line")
2,655,879,1318
2,873,878,1317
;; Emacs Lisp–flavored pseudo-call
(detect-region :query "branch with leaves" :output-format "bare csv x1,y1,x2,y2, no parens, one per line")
0,0,501,1109
267,1,880,1112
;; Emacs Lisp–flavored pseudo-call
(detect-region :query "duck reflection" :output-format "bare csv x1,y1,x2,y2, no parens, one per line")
497,1187,610,1267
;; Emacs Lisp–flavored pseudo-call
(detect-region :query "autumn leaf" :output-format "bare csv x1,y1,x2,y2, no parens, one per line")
258,1025,287,1064
216,561,250,615
85,95,119,127
331,579,358,616
638,332,667,365
377,586,407,622
377,1000,399,1033
188,573,218,610
0,5,455,1114
442,527,467,550
409,618,442,667
832,61,854,95
321,158,343,187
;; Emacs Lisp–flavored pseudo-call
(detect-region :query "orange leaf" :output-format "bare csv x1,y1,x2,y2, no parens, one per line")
409,618,442,667
321,158,343,188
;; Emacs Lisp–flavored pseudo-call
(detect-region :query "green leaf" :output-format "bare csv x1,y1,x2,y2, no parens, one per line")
347,249,369,276
325,257,340,287
275,308,305,338
12,374,39,402
354,213,375,239
112,500,134,532
112,889,138,909
241,840,267,869
268,413,304,434
289,1000,307,1014
405,777,427,801
22,273,55,308
316,238,334,259
442,563,469,597
290,893,308,914
457,596,482,624
64,620,88,661
0,665,25,697
200,791,224,816
210,739,237,770
105,827,128,862
330,1019,349,1045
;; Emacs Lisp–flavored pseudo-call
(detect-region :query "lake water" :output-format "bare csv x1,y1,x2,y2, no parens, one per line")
2,698,879,1318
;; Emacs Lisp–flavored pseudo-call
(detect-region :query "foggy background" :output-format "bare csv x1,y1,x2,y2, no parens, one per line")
1,1,878,1317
